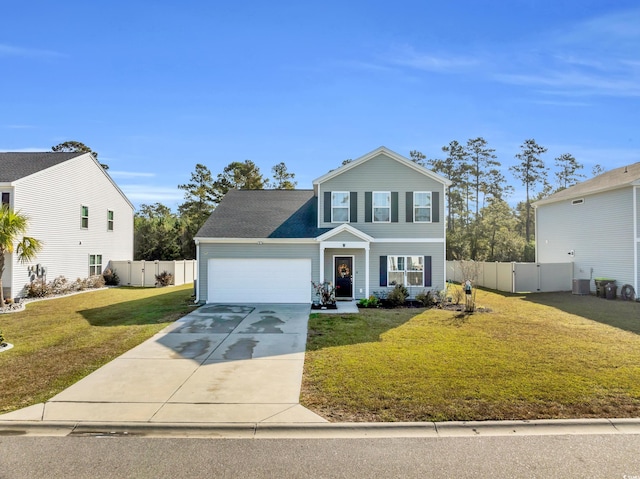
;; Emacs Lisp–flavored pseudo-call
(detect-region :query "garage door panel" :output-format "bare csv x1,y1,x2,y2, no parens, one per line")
208,258,311,303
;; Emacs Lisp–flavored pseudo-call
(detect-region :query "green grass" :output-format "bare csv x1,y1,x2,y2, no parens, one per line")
302,289,640,422
0,285,195,414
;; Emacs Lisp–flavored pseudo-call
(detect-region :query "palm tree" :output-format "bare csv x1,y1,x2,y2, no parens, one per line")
0,206,42,305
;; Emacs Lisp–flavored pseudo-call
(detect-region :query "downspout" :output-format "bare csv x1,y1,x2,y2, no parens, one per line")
194,238,200,303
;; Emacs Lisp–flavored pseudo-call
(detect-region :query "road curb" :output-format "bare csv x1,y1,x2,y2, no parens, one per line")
1,418,640,438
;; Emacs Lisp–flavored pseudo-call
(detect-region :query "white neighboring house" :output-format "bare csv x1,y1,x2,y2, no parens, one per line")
0,152,134,299
534,162,640,296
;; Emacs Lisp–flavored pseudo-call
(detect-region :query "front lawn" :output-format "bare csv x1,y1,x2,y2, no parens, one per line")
0,285,195,414
301,289,640,422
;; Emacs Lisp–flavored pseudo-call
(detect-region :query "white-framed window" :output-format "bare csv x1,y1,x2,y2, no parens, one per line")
89,254,102,276
414,192,432,222
388,255,424,287
373,191,391,223
1,192,9,207
107,210,114,231
81,205,89,229
331,191,350,223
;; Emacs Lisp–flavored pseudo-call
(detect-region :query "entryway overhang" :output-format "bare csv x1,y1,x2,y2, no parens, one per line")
316,225,373,298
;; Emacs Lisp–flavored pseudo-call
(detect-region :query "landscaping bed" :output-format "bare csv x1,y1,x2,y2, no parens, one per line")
302,289,640,422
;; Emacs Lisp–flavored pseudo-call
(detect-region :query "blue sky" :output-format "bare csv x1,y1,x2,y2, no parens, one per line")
2,1,639,210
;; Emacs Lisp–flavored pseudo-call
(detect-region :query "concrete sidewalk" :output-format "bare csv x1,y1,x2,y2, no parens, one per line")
0,303,326,425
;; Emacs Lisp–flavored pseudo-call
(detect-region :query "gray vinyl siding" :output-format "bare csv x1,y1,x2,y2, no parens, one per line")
537,187,634,291
197,242,319,303
9,155,133,297
318,154,446,238
326,230,366,242
370,242,446,297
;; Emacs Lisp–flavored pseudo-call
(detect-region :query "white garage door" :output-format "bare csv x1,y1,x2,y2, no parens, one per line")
208,258,312,303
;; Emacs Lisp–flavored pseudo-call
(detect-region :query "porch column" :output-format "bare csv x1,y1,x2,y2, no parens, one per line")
319,244,325,283
365,244,370,297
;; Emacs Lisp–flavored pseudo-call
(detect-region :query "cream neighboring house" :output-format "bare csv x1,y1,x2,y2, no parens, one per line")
195,146,451,304
0,152,134,299
535,162,640,296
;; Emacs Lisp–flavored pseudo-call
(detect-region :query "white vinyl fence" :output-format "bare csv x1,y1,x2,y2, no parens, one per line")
447,261,572,293
108,260,196,287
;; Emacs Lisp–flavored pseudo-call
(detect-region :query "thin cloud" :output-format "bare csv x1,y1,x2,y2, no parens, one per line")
109,171,156,179
0,43,65,58
120,184,183,204
495,8,640,97
387,45,480,73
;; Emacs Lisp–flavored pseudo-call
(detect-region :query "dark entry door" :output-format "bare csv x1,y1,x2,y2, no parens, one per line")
334,257,353,298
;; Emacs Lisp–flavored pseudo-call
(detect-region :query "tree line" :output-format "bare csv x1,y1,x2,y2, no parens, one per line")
51,139,599,262
134,161,296,260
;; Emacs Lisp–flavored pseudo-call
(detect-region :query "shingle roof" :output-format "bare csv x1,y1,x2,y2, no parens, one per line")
195,189,331,239
535,162,640,206
0,152,82,182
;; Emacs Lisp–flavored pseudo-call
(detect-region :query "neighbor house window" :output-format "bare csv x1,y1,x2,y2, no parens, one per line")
81,206,89,229
388,256,424,287
373,191,391,222
414,192,432,222
89,254,102,276
331,191,350,222
107,210,114,231
1,193,9,206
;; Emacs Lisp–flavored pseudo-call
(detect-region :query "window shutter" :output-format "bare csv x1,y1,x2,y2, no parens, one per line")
424,256,432,287
406,192,413,223
324,192,331,223
380,256,388,286
365,192,372,222
432,192,440,223
350,192,357,222
391,192,398,222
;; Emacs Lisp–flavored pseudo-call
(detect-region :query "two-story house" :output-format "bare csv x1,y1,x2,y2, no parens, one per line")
0,151,134,299
194,146,451,304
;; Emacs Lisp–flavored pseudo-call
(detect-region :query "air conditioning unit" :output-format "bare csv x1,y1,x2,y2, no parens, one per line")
572,279,590,295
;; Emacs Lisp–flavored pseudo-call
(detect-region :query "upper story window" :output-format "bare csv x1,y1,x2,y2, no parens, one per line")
331,191,350,222
1,193,9,207
373,192,391,223
81,205,89,229
414,192,432,222
107,210,114,231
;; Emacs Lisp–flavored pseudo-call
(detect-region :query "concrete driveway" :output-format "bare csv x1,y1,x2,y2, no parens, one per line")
0,304,327,424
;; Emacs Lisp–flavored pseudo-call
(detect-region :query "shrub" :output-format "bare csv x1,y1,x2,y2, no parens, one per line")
102,268,120,286
86,274,106,289
50,276,69,295
358,295,380,308
0,329,4,345
25,278,52,298
25,274,107,298
415,289,436,307
312,281,335,305
155,271,174,287
386,284,409,308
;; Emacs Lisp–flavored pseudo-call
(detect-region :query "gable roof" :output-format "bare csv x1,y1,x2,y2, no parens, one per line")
195,189,331,239
0,152,81,182
312,146,453,192
535,162,640,206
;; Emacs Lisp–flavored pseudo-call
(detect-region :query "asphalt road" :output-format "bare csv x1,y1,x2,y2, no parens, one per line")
1,435,640,478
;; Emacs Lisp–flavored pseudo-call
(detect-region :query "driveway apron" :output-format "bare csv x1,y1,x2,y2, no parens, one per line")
2,304,326,424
